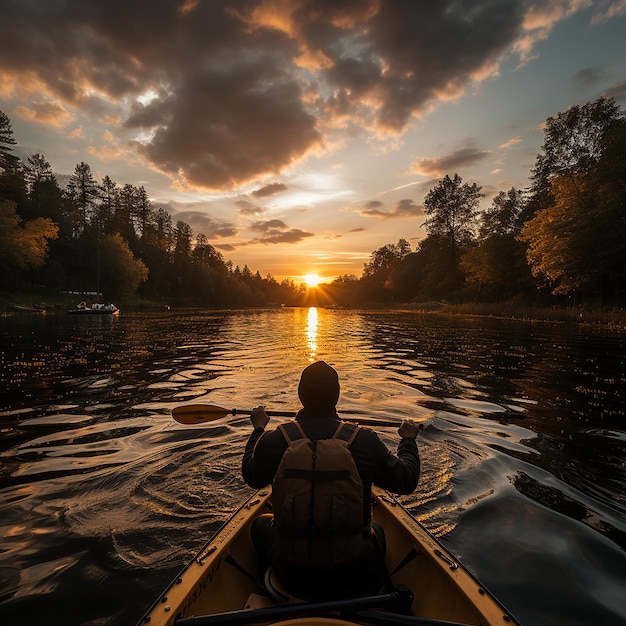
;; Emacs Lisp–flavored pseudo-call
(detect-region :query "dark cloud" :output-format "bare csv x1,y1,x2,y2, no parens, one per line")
572,67,606,92
293,0,527,131
170,209,239,238
230,215,316,245
126,61,320,190
214,242,236,252
246,218,315,244
252,228,315,245
2,0,566,187
359,198,424,220
1,0,320,191
252,182,288,197
250,219,289,233
236,200,264,216
410,146,490,176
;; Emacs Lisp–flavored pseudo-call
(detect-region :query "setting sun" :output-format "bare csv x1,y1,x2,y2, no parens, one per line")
303,274,321,287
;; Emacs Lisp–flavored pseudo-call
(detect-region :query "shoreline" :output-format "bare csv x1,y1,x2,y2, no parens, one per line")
2,291,625,331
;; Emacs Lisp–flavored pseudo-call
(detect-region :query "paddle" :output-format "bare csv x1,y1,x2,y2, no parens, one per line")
172,403,402,428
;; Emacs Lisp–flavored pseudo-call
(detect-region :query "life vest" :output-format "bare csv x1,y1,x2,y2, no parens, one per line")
272,420,369,570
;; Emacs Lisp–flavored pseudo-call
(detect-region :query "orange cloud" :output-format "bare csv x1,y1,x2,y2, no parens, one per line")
14,101,72,127
499,136,522,149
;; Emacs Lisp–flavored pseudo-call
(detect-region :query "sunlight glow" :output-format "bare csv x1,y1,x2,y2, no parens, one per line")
304,273,321,287
307,307,318,361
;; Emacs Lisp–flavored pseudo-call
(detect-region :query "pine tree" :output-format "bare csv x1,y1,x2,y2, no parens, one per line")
0,110,20,171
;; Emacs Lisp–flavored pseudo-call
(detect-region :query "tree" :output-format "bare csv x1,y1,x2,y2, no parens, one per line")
114,183,139,243
0,110,20,171
526,96,625,221
95,175,119,232
192,234,226,271
532,97,624,185
520,126,626,301
135,185,152,239
460,187,534,301
424,174,482,248
152,207,174,252
361,239,412,302
68,161,99,233
362,239,411,278
97,233,148,299
478,188,525,239
0,200,59,271
24,153,63,221
521,100,626,302
404,235,461,300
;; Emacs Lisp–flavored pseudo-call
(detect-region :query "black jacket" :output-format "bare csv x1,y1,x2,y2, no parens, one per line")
242,407,420,520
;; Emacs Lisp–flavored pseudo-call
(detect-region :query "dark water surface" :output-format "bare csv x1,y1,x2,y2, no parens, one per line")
1,309,625,626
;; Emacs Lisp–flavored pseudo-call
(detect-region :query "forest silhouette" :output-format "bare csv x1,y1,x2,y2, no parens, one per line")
1,97,625,309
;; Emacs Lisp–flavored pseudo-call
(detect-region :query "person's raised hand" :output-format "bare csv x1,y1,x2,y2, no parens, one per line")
250,405,270,430
398,419,422,440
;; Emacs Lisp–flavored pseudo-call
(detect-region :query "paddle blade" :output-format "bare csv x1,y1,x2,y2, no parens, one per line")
172,404,232,424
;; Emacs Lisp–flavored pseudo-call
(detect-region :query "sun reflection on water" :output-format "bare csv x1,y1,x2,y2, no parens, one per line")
306,307,318,360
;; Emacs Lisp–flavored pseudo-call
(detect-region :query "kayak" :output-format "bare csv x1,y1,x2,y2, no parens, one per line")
138,487,519,626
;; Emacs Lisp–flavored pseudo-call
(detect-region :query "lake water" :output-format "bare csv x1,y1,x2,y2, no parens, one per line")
0,308,625,626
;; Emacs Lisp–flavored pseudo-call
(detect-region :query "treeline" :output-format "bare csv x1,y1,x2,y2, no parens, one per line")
350,96,626,308
0,115,308,306
1,97,625,308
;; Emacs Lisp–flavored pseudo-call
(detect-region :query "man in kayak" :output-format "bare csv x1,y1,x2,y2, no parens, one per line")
242,360,421,599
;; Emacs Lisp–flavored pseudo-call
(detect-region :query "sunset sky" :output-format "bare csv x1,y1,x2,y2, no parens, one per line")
2,0,625,283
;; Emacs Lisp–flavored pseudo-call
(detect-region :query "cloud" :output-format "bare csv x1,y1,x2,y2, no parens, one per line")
591,0,626,24
499,136,522,149
252,228,315,245
215,226,315,249
572,67,606,92
515,0,593,64
359,198,425,220
252,182,288,198
250,219,289,233
168,209,239,238
14,100,72,127
67,126,85,140
236,200,265,217
234,217,316,245
0,0,598,189
604,79,626,100
287,1,533,131
87,144,128,161
410,145,490,176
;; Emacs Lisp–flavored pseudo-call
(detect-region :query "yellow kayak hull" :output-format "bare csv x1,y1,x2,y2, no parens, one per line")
139,487,518,626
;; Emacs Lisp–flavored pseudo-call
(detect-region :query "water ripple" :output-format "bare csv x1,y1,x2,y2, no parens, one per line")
1,309,625,626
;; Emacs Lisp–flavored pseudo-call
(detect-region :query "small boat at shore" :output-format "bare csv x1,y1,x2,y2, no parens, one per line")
67,301,119,315
138,486,519,626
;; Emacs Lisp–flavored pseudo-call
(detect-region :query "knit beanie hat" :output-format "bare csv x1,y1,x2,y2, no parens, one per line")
298,361,340,409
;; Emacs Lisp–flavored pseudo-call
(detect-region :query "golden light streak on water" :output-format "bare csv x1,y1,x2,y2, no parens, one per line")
306,306,318,361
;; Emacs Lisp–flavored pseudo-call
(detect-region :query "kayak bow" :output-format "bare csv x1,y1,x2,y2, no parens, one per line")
138,487,519,626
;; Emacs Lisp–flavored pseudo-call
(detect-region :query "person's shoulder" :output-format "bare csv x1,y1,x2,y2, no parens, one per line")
257,425,290,446
346,423,382,444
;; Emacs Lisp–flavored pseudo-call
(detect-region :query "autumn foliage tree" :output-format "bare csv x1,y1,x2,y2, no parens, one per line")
520,97,626,302
0,201,59,273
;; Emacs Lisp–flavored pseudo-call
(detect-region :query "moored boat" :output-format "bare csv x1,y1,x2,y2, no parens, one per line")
67,301,119,315
138,487,519,626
